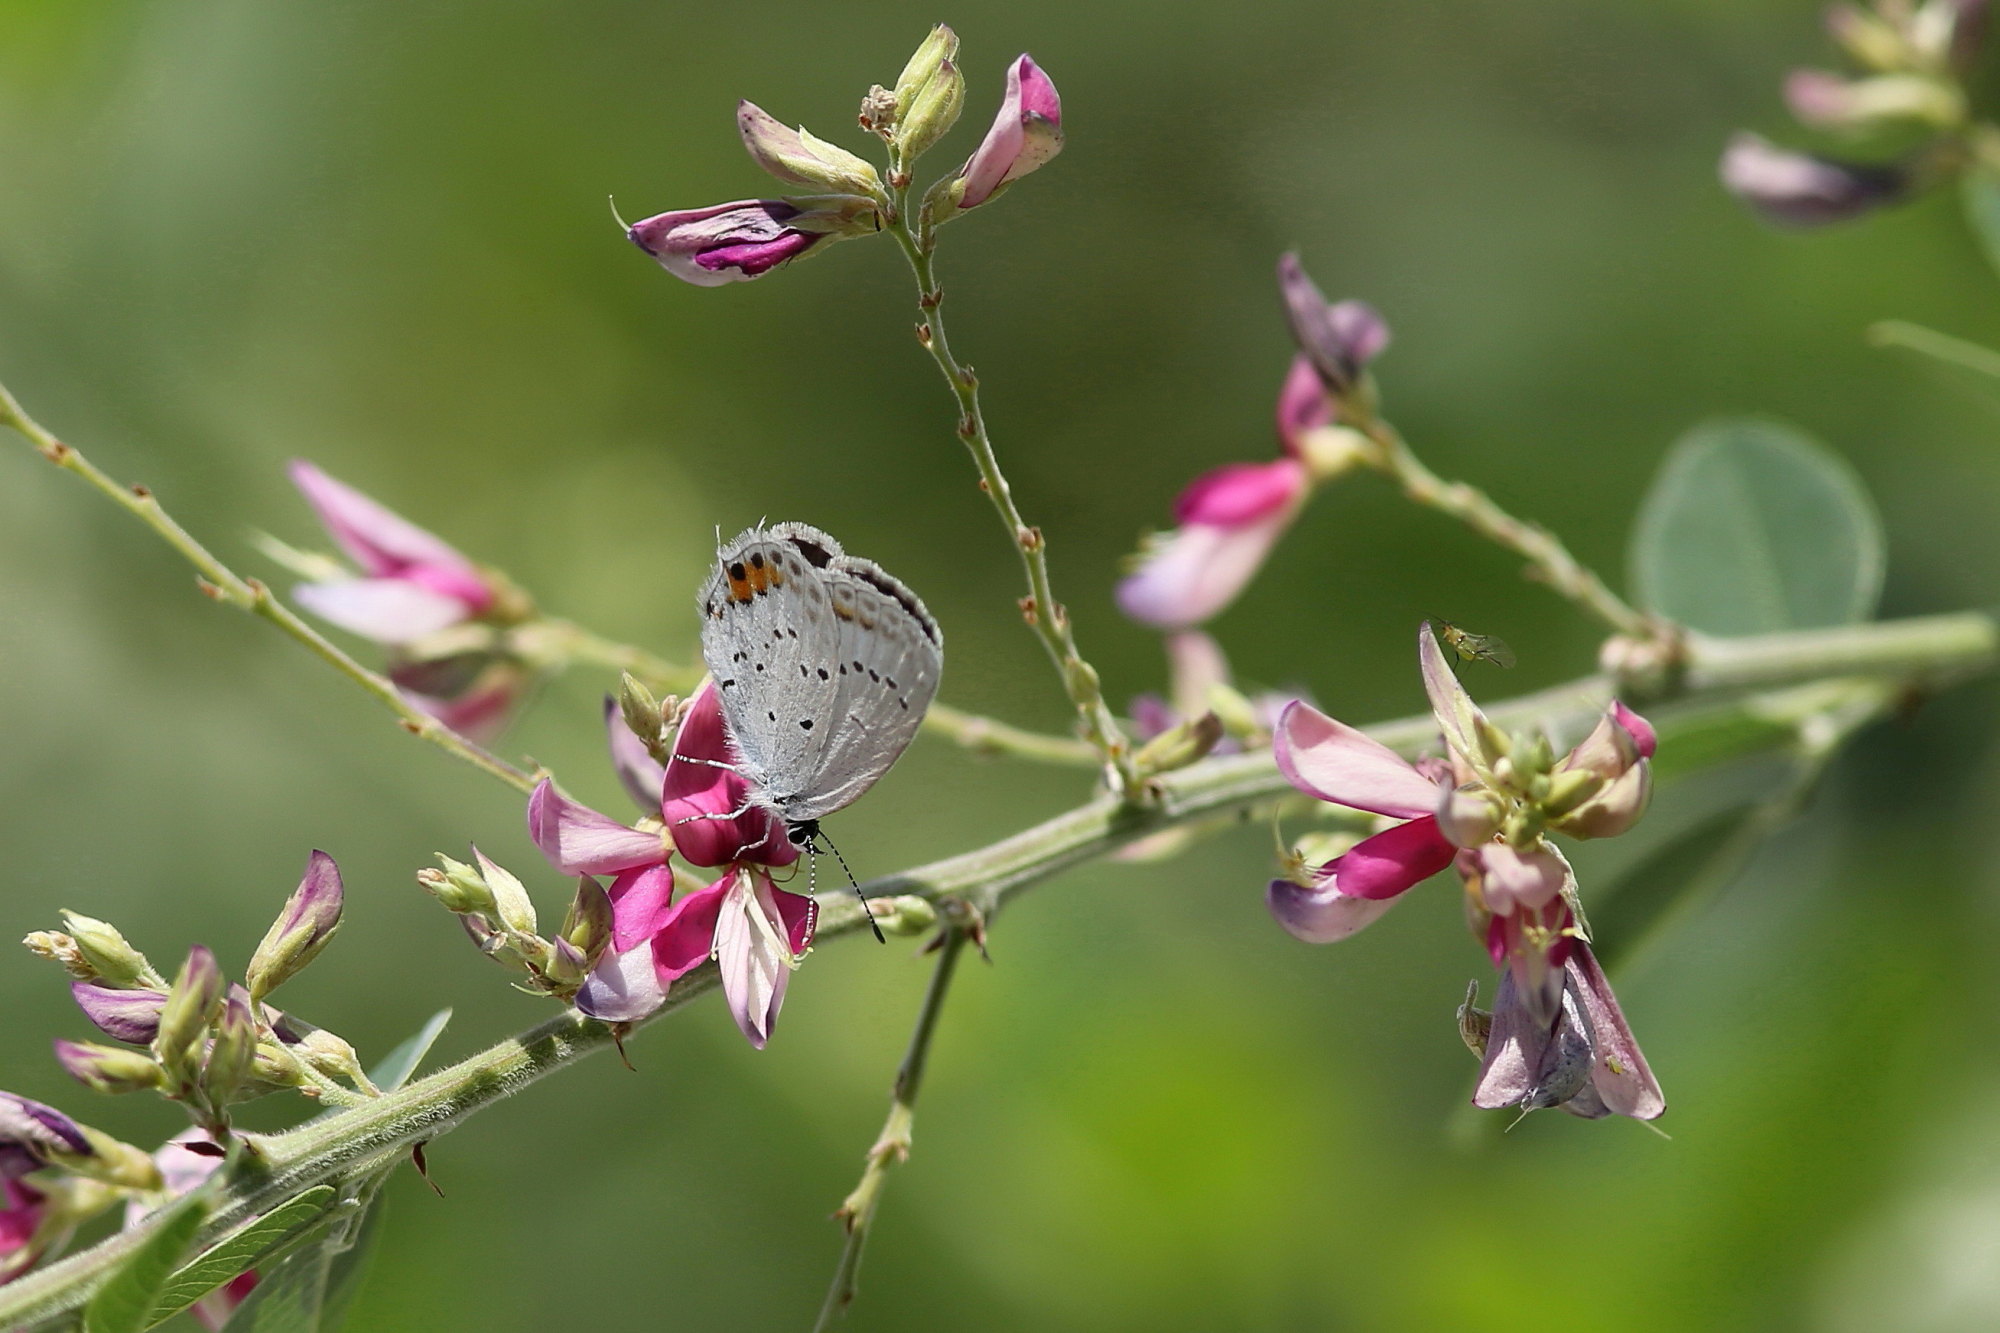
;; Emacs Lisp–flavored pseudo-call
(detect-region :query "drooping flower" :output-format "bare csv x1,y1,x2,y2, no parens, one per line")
1270,623,1662,1119
287,462,495,644
1719,132,1909,227
1470,941,1665,1121
0,1095,91,1182
627,196,880,287
569,682,816,1047
956,55,1063,208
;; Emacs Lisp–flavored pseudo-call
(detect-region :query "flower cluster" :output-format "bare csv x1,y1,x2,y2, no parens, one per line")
281,462,530,739
525,682,816,1048
1721,0,1984,227
627,27,1063,286
1117,255,1380,633
1270,624,1664,1120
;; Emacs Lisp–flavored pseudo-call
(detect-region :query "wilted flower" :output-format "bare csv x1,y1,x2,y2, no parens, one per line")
1469,942,1665,1121
627,196,880,286
288,462,495,644
1277,254,1390,395
574,681,815,1047
1719,132,1910,227
956,55,1063,208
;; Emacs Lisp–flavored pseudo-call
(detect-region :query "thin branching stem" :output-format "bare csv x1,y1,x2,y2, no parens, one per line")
0,381,538,796
815,926,970,1329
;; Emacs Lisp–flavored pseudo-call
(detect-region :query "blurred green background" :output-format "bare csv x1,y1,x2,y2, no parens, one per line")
4,0,2000,1328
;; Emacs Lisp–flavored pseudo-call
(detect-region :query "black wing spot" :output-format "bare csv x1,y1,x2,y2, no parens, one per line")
799,718,814,731
786,627,798,639
853,660,864,672
868,670,880,682
721,678,736,688
816,667,829,680
766,710,777,722
728,561,746,581
749,551,765,569
754,663,765,673
884,676,898,689
784,534,835,568
838,664,848,675
799,664,809,678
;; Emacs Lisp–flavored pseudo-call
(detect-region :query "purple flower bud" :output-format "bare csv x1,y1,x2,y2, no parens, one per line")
1719,132,1908,227
956,56,1064,209
246,851,344,1001
54,1039,165,1096
1274,355,1334,457
0,1093,91,1179
628,196,879,287
70,983,167,1044
1276,254,1389,393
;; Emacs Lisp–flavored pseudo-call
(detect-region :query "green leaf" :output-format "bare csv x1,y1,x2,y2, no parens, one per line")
1962,164,2000,281
1630,419,1884,636
82,1191,209,1333
226,1189,385,1333
318,1196,385,1331
368,1008,451,1092
149,1186,340,1325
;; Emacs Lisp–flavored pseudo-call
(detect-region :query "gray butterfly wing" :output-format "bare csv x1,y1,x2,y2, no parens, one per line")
781,554,942,822
697,523,846,801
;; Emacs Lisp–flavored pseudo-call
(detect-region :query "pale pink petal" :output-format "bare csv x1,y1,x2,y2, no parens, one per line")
959,56,1063,208
1473,842,1567,913
1116,507,1298,630
526,779,665,876
1273,700,1441,817
1165,629,1230,719
574,942,669,1023
607,863,676,953
1418,622,1485,763
1327,816,1458,900
288,461,479,578
764,880,818,955
1568,944,1665,1120
714,873,786,1048
1266,876,1398,943
293,577,472,643
603,696,667,815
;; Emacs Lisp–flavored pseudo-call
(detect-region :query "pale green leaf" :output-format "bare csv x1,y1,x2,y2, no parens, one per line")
82,1192,208,1333
368,1008,451,1092
149,1186,339,1325
1630,419,1884,636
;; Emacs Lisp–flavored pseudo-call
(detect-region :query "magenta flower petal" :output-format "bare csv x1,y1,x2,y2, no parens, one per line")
1328,816,1458,900
1172,458,1308,527
629,200,821,286
958,55,1064,208
288,462,481,580
661,682,797,868
770,882,818,955
292,577,474,643
1567,944,1665,1120
574,942,668,1023
603,696,667,815
1275,354,1334,457
1273,701,1443,818
526,779,666,877
607,863,677,954
649,881,728,983
1266,875,1399,943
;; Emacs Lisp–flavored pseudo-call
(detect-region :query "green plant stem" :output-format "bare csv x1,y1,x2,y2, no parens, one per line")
882,178,1136,794
815,927,969,1330
1,613,1991,1327
1354,413,1663,643
0,382,538,796
1868,318,2000,381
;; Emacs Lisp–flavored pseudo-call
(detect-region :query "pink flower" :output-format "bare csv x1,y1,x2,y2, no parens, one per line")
287,462,493,644
571,682,816,1047
1274,355,1335,457
957,56,1063,208
0,1180,49,1285
527,780,676,957
1116,458,1308,630
126,1133,256,1328
628,196,879,287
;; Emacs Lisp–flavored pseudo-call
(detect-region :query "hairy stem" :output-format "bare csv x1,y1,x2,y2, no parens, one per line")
882,179,1135,793
0,615,1990,1325
0,381,537,796
815,926,969,1329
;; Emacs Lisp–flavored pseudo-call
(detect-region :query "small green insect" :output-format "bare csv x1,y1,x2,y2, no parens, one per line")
1436,621,1516,669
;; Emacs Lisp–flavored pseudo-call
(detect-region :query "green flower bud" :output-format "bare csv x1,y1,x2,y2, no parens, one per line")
202,995,259,1105
56,912,162,989
864,895,938,937
893,25,960,121
421,855,498,916
896,58,965,162
738,102,885,197
53,1039,166,1096
561,878,614,969
1133,710,1224,777
153,946,224,1076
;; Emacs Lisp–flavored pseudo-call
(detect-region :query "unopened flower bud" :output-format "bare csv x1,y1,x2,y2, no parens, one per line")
628,195,881,287
617,672,665,750
245,850,343,1002
1203,682,1264,742
54,1039,164,1096
955,55,1063,209
561,878,614,968
1719,133,1910,227
1436,786,1505,848
737,102,884,196
893,25,960,121
1552,763,1652,840
421,856,496,916
292,1027,366,1086
1537,767,1606,821
22,931,92,980
543,936,590,992
1133,711,1225,777
202,996,259,1105
154,946,224,1075
473,848,537,935
1470,714,1514,773
863,895,938,937
57,913,161,989
71,983,167,1045
1296,424,1372,482
1785,70,1963,132
1826,3,1917,71
896,59,965,162
1276,254,1390,394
